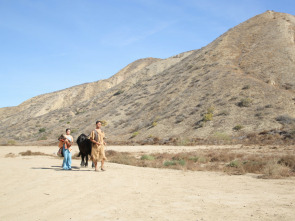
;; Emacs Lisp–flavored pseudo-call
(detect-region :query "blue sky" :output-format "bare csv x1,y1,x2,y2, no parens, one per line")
0,0,294,108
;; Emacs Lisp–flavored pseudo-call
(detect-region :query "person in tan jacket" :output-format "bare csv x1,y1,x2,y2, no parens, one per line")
90,121,107,171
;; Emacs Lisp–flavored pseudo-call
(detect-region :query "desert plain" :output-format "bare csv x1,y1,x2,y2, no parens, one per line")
0,145,294,221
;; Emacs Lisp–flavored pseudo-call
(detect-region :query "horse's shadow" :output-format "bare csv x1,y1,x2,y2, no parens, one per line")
31,166,93,171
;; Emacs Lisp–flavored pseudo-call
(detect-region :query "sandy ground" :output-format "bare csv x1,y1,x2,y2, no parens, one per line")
0,145,295,221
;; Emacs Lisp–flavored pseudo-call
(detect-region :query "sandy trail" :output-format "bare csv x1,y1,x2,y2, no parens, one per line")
0,145,294,221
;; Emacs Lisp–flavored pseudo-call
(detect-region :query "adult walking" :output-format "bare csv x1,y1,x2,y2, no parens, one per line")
90,121,107,171
61,128,74,170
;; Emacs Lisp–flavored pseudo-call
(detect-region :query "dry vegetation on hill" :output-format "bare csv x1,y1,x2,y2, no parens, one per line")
0,11,295,145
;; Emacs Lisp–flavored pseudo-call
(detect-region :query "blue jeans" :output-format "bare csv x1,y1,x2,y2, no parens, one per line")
62,146,72,170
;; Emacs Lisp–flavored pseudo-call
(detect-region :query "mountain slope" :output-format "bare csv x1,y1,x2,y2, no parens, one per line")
1,11,295,145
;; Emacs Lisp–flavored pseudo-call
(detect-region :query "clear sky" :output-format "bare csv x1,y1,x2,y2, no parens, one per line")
0,0,294,108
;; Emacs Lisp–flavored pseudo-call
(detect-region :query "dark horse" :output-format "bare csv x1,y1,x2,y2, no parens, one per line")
76,134,94,167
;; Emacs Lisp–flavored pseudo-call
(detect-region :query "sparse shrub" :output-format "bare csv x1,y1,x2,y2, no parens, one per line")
175,114,185,123
178,159,186,166
211,132,231,142
67,121,70,124
207,106,215,114
131,131,139,138
100,120,108,126
255,112,263,118
141,155,155,160
164,160,177,166
187,65,193,69
198,157,208,163
242,160,265,173
218,110,229,116
194,120,204,129
189,156,199,162
203,112,213,122
19,150,50,156
151,121,157,127
113,90,124,96
75,110,85,115
242,85,250,90
104,149,295,178
228,160,241,168
38,135,47,140
5,153,16,157
202,107,214,122
237,98,253,107
71,129,78,134
265,104,273,108
276,115,295,125
283,83,293,90
262,160,290,179
233,125,243,131
7,140,16,145
278,156,295,171
39,128,46,133
176,138,191,146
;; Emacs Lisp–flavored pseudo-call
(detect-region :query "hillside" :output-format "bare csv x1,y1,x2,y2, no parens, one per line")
1,10,295,145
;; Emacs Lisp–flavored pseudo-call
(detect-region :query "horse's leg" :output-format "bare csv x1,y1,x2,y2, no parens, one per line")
81,154,85,167
85,154,88,167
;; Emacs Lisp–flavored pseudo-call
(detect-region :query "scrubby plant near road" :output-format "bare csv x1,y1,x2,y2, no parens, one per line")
262,160,290,179
141,155,155,160
176,138,191,146
164,160,177,166
19,150,51,156
237,98,253,107
189,156,199,162
6,140,16,145
209,132,232,144
228,160,241,168
164,160,186,166
105,150,295,178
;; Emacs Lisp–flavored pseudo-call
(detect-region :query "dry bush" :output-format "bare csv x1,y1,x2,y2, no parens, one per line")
277,155,295,171
260,160,291,179
107,152,138,166
237,98,253,107
6,140,16,146
5,153,16,158
19,150,52,157
105,149,295,179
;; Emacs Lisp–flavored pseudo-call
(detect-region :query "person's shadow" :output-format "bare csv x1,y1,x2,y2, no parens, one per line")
31,166,92,171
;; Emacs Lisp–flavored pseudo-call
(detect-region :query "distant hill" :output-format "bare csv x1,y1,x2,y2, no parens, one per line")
1,11,295,145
